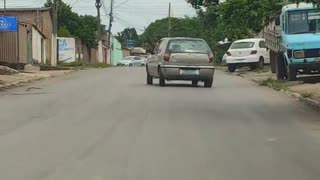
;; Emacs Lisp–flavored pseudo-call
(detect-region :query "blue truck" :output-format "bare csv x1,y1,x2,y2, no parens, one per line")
265,3,320,81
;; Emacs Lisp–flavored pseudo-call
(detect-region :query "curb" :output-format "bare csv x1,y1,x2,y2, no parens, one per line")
236,72,320,110
0,77,44,91
0,70,75,91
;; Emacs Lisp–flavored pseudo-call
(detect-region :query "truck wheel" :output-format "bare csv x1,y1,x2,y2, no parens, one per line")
228,64,236,72
257,57,264,69
287,65,297,81
276,54,286,80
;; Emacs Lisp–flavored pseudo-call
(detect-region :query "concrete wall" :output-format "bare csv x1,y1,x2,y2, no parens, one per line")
3,9,53,64
113,37,123,66
32,26,46,64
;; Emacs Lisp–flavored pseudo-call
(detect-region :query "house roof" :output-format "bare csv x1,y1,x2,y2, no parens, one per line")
0,7,51,12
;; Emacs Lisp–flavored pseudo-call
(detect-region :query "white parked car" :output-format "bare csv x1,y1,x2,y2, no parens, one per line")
118,56,145,67
226,38,270,72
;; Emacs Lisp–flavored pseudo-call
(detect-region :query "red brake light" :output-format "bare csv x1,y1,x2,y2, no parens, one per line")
164,52,171,61
226,52,231,56
209,53,214,63
251,50,257,54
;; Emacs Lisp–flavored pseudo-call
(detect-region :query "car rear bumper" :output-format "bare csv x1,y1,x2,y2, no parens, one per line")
160,65,215,80
226,55,258,64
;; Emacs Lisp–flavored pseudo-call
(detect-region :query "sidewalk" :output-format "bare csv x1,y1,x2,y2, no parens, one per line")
0,70,73,90
218,66,320,109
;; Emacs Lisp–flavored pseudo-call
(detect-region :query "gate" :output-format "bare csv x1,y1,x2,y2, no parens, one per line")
0,22,28,67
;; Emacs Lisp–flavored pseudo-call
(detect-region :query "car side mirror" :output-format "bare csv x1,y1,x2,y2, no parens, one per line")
275,16,280,26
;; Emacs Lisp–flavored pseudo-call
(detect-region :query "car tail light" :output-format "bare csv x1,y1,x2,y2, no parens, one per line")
209,53,214,63
226,51,231,56
163,52,171,61
250,50,257,54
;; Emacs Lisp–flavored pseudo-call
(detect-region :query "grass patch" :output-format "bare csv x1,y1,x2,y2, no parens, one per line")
58,61,112,69
259,78,289,91
301,92,314,99
253,67,271,73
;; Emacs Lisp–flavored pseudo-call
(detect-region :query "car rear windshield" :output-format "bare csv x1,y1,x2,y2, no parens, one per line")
230,42,255,49
167,39,210,53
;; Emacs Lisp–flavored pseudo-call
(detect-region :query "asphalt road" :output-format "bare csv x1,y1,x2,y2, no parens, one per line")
0,67,320,180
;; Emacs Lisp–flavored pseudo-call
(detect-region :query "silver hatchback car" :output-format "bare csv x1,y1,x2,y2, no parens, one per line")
146,37,215,87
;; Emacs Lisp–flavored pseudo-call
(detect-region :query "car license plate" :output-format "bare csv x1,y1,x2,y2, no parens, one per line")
180,69,199,75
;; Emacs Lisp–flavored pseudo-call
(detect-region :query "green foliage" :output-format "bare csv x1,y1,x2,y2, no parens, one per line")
58,61,111,68
115,28,139,47
139,17,203,51
259,78,289,91
44,0,98,48
58,26,72,37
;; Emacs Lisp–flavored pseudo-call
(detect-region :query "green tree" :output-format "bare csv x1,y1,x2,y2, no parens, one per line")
58,26,72,37
116,28,139,47
140,17,203,51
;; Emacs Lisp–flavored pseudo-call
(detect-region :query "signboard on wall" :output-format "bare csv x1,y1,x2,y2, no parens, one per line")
0,16,18,32
58,37,76,63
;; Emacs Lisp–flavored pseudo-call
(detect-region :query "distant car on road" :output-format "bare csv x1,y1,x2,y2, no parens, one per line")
118,56,145,67
226,38,270,72
146,37,215,88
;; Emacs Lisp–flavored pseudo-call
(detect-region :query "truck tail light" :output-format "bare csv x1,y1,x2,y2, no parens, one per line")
163,52,171,61
250,50,257,54
209,53,214,63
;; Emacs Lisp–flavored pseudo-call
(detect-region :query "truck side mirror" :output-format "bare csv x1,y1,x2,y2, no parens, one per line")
275,16,280,26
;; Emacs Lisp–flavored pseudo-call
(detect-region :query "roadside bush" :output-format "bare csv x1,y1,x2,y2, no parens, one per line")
58,61,112,68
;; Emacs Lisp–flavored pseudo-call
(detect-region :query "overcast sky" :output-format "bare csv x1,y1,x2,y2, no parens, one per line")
5,0,196,34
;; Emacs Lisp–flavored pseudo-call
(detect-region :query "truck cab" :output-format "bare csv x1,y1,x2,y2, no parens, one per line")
266,3,320,80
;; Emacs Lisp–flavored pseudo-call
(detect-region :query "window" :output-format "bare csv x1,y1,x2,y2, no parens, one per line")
259,41,267,48
124,56,132,60
230,42,255,49
166,39,210,53
288,10,320,34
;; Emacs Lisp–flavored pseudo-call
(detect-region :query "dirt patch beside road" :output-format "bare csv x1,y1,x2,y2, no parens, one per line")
0,70,73,91
221,66,320,107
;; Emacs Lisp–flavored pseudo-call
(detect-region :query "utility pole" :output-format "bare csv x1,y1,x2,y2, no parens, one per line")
3,0,6,14
95,0,102,39
168,2,171,37
107,0,114,48
52,0,59,66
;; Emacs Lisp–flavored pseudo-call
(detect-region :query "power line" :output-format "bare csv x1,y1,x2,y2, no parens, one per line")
114,0,129,9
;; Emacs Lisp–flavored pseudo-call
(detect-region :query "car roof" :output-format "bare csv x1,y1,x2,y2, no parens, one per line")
233,38,265,43
161,37,205,41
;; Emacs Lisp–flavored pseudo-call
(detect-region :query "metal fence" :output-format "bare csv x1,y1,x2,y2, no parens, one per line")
0,23,28,66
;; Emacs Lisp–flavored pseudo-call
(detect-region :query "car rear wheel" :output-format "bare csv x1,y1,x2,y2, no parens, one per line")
204,79,213,88
250,63,257,70
257,57,264,69
228,64,236,72
159,73,166,86
147,72,153,85
192,80,198,86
